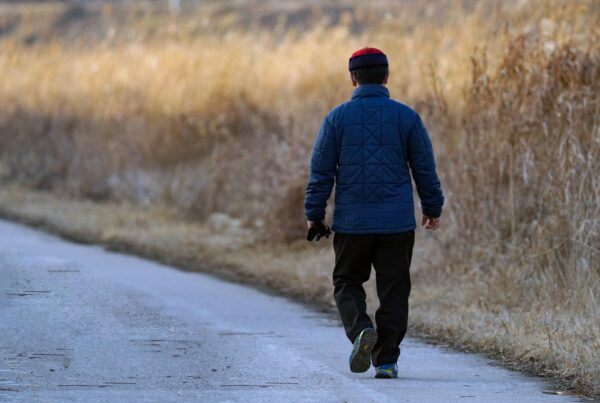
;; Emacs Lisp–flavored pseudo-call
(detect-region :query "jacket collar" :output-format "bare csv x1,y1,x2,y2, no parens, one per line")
351,84,390,100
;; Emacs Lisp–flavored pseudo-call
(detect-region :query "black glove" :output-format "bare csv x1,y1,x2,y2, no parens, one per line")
307,222,332,241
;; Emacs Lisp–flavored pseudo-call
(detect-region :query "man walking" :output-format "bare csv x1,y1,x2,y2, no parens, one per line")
304,48,444,378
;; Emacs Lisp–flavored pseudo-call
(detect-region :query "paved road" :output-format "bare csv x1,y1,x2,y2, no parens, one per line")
0,219,580,402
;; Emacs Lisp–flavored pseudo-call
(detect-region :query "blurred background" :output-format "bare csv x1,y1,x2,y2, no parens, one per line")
0,0,598,396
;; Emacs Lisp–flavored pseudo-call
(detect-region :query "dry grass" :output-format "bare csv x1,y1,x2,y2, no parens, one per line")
0,0,599,397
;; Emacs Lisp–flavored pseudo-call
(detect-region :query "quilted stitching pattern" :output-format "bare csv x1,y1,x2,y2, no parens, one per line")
337,96,409,206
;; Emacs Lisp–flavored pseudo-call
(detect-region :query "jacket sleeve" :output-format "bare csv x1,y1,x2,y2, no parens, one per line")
304,116,337,221
407,114,444,218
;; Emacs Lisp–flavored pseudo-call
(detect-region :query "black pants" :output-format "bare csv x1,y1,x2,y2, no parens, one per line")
333,231,414,366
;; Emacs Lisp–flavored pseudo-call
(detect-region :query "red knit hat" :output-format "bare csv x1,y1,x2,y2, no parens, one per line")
349,47,388,71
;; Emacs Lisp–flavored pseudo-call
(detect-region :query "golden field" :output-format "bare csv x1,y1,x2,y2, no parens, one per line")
0,0,598,396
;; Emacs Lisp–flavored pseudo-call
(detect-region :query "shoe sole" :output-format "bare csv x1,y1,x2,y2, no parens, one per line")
349,328,378,373
375,372,398,379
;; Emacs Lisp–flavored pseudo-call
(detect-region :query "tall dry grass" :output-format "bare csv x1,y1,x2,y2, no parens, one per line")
0,0,598,395
421,33,600,392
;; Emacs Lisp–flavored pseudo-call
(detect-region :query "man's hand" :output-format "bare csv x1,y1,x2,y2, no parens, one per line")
421,215,440,231
307,220,331,241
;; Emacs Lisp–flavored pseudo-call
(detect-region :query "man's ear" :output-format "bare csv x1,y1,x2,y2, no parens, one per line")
383,70,389,84
350,72,357,87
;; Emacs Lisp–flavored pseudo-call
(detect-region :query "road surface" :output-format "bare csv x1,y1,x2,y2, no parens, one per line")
0,219,579,402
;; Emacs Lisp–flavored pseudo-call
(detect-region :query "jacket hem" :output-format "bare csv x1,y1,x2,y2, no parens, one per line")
331,224,416,234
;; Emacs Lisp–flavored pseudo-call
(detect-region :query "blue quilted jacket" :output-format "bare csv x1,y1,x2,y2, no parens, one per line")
304,84,444,234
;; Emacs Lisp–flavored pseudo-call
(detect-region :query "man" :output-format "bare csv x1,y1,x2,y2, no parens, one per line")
304,47,444,378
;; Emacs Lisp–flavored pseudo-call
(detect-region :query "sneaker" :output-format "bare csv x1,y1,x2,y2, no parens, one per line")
374,363,398,378
349,327,378,373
